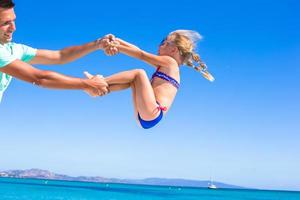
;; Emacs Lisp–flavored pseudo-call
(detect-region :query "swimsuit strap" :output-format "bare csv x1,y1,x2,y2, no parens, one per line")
151,67,180,89
155,101,167,111
157,104,167,111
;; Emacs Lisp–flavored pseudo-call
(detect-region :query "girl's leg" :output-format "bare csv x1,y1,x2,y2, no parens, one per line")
108,83,130,92
105,69,161,120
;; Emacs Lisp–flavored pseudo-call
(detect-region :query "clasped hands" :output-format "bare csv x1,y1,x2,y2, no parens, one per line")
84,34,119,97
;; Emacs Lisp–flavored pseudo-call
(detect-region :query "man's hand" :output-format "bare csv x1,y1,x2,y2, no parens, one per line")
83,71,109,97
104,40,120,56
96,34,119,56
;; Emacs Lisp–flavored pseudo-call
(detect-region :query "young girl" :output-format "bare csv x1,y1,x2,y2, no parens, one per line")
91,30,214,129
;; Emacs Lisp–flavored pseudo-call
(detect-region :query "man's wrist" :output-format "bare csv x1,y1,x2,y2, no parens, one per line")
81,78,91,90
94,38,103,49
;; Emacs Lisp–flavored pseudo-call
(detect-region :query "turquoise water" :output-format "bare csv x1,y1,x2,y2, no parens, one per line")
0,177,299,200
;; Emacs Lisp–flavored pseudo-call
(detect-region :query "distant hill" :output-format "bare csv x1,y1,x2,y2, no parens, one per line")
123,178,244,189
0,169,244,189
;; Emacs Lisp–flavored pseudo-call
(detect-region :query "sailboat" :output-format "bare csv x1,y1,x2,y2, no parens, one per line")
208,177,217,189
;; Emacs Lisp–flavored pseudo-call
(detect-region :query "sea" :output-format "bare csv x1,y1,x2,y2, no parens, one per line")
0,177,299,200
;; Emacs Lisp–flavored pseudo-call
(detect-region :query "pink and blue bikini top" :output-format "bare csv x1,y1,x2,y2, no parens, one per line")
151,67,180,89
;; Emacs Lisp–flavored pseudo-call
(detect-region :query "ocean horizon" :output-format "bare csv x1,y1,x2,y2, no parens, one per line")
1,177,299,200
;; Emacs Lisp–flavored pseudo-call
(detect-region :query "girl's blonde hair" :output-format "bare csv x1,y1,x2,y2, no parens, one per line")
169,30,214,81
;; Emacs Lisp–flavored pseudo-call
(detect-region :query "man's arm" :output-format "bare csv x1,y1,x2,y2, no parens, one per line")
0,59,108,96
29,39,106,65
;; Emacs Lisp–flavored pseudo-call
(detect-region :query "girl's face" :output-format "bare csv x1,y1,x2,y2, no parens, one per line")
158,37,176,55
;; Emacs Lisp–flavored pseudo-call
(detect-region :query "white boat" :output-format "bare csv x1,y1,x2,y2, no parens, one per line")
208,183,217,189
208,177,217,189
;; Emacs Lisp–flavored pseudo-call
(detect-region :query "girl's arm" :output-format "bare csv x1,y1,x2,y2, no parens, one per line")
115,38,177,68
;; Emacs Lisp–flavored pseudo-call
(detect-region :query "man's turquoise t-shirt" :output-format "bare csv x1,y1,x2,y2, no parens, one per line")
0,42,37,102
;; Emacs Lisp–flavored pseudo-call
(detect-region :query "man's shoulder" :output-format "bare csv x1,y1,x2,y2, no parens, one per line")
0,42,22,49
0,42,29,59
1,42,34,53
0,43,10,53
9,42,24,48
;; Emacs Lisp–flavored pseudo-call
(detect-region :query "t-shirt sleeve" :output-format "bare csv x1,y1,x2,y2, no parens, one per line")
20,44,37,62
0,47,17,68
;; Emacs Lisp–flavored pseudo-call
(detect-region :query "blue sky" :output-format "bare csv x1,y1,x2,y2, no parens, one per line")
1,0,299,191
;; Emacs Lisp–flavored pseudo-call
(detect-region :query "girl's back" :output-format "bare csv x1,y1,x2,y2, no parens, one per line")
151,63,180,112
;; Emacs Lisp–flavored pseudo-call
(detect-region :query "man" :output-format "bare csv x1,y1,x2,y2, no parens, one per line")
0,0,115,102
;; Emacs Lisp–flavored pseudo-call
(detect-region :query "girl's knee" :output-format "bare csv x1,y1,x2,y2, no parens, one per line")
133,69,147,79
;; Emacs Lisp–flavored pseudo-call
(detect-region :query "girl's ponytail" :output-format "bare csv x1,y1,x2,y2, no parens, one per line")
170,30,215,82
190,53,215,82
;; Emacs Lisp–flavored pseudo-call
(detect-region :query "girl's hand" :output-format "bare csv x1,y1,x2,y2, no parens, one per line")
104,39,120,56
95,34,117,51
104,34,120,56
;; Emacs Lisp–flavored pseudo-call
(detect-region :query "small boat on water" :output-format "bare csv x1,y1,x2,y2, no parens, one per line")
208,183,217,189
208,177,217,189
